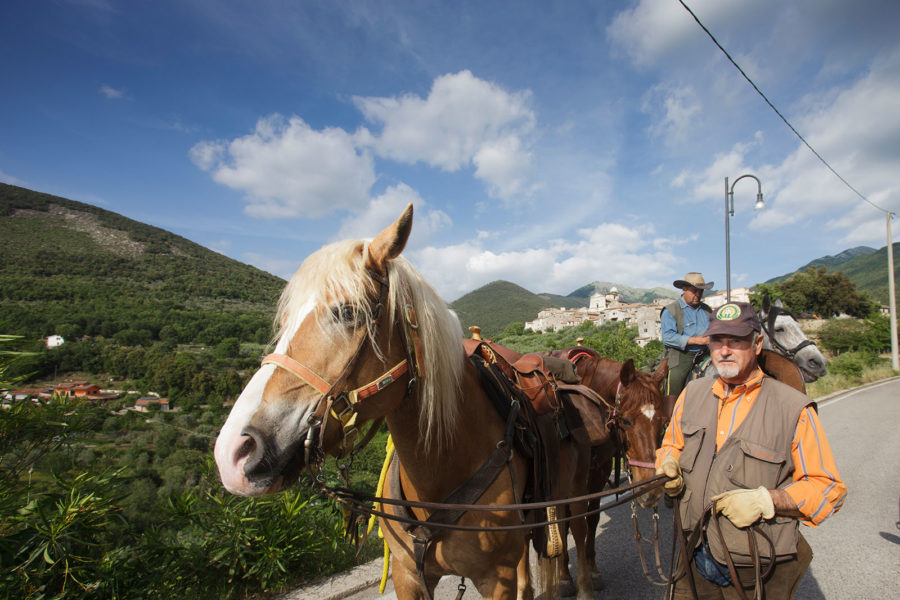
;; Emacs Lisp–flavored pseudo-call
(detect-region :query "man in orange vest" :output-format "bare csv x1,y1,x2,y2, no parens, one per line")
656,302,846,599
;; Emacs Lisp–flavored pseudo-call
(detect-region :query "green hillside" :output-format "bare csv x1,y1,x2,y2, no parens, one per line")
0,183,285,345
767,244,897,305
450,280,581,337
449,279,678,338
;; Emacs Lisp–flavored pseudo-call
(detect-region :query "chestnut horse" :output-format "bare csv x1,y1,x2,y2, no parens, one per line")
551,346,669,588
215,204,595,600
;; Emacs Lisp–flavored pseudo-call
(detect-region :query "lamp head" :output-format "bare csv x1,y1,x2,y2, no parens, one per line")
754,193,766,211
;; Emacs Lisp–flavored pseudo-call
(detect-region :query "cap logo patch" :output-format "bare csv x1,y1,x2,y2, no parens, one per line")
716,304,741,321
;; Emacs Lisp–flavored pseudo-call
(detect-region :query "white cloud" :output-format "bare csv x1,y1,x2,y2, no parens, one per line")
0,169,26,186
353,70,536,200
334,183,451,250
669,139,761,204
99,84,126,99
642,83,702,146
410,221,682,300
755,48,900,235
190,114,375,218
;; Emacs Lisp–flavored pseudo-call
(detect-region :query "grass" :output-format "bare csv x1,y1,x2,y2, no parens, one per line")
805,360,898,399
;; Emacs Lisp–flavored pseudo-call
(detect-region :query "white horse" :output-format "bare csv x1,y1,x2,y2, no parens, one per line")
691,298,828,385
759,297,828,383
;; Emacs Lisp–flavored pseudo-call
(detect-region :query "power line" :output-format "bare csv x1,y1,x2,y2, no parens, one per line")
677,0,892,216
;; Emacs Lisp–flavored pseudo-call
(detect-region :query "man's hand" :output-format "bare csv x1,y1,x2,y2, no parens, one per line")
711,486,775,528
656,455,683,497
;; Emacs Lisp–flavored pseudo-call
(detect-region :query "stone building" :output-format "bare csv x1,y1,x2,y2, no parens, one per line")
524,288,667,347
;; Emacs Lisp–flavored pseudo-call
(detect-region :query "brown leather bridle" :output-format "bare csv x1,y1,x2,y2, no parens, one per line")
260,266,423,469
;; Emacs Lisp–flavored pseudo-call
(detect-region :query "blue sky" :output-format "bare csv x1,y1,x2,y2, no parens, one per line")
2,1,899,301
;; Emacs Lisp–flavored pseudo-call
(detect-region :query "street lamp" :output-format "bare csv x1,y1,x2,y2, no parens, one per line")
725,174,765,302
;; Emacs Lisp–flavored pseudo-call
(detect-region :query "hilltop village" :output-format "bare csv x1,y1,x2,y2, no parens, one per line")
524,286,752,346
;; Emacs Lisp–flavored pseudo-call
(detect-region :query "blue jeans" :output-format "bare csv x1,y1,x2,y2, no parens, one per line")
693,542,732,587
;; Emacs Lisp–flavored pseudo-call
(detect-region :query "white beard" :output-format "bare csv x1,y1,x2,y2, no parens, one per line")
716,362,740,378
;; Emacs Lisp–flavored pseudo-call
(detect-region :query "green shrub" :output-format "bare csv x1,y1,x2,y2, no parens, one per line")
827,350,882,378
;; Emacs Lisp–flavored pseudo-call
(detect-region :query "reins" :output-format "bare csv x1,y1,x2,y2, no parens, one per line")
323,473,669,533
665,499,776,600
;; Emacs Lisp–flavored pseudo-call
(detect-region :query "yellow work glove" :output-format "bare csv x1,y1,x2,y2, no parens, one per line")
656,455,683,497
711,486,775,528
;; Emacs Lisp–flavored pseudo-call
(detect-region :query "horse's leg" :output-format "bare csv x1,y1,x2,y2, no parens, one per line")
585,460,611,589
516,544,535,600
474,562,521,600
390,554,432,600
557,518,577,597
568,500,595,600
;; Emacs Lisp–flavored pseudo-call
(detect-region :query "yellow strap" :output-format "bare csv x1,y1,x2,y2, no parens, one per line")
368,435,394,594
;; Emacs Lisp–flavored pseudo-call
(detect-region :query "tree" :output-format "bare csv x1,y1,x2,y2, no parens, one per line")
749,283,782,309
778,267,876,318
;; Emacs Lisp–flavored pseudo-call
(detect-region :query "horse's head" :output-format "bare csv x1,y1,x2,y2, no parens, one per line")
612,357,668,508
567,347,668,508
214,204,463,496
760,297,828,383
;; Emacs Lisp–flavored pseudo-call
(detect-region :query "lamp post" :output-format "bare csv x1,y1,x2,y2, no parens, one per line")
725,174,765,302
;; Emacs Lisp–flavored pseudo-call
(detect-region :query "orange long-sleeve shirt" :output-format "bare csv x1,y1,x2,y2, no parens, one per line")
656,367,846,526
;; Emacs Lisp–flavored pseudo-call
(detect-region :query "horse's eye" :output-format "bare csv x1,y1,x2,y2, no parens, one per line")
620,417,633,428
335,305,357,324
775,326,784,333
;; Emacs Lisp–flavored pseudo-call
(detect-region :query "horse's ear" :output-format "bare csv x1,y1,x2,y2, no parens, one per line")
761,293,771,314
774,298,785,308
652,357,668,385
620,358,637,385
367,203,413,275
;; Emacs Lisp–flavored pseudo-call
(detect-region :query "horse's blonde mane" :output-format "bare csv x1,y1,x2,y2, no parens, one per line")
274,238,464,451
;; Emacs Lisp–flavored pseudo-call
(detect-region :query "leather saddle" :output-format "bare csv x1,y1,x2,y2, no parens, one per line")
462,339,612,446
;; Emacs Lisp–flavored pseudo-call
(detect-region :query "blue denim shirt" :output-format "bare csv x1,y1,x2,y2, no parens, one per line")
660,297,710,351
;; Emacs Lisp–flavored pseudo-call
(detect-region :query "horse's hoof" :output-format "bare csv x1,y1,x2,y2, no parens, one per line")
559,578,577,597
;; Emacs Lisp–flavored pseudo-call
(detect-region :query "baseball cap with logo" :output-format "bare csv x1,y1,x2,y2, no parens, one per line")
705,302,762,337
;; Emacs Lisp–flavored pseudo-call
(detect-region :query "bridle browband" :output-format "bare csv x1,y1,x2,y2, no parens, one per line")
261,265,423,466
760,306,815,360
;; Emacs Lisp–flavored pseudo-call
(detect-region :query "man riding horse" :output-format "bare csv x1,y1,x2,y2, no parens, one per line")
661,272,714,398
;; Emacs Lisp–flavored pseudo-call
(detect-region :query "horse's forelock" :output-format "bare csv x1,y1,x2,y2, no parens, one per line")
622,371,665,411
274,240,381,345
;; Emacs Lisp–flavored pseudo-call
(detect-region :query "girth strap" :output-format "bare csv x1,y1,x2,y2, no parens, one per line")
388,400,521,600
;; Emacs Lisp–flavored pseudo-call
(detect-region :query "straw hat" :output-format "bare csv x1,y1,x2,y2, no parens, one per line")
673,272,713,290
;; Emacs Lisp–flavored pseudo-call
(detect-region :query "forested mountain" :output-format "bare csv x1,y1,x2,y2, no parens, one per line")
1,183,285,345
765,246,876,284
766,244,898,305
568,281,680,304
449,279,678,338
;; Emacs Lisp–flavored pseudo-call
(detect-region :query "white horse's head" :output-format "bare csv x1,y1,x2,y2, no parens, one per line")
760,298,828,382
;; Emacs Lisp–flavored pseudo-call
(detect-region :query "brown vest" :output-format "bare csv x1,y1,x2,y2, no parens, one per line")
678,374,812,565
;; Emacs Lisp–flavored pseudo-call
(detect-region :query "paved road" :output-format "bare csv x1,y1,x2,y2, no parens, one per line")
292,379,900,599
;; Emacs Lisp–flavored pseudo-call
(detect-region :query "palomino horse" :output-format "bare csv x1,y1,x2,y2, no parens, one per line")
552,347,669,588
214,204,595,600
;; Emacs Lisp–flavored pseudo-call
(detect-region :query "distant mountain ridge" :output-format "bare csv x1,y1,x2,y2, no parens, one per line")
765,244,899,305
4,182,895,349
766,246,877,284
450,279,679,337
568,281,680,304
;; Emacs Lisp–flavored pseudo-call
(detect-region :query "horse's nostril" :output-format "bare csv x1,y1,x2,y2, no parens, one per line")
239,427,268,477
